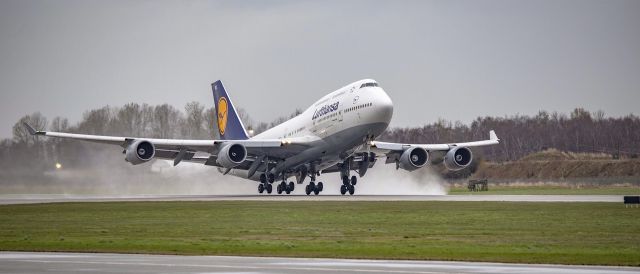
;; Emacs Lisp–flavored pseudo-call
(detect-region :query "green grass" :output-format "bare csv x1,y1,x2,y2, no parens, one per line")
449,186,640,195
1,201,639,266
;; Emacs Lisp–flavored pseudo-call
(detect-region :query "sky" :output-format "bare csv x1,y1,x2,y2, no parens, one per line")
1,0,639,138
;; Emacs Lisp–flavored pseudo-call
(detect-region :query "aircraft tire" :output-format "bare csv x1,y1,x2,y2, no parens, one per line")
260,174,267,184
317,182,323,192
277,183,283,194
266,184,272,194
342,176,349,186
305,184,311,195
348,184,355,195
340,184,347,195
267,173,275,183
258,184,264,193
288,182,295,192
351,175,357,185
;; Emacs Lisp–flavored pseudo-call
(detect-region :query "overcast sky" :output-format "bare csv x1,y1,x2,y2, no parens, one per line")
1,0,639,138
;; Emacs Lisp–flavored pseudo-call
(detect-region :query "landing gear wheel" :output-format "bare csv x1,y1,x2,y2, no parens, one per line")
351,175,357,186
277,182,284,194
266,183,272,194
260,174,267,184
285,182,292,194
313,186,320,195
305,184,312,195
267,173,275,183
340,184,347,195
348,184,355,195
316,182,323,192
258,184,265,193
342,176,350,186
288,182,295,192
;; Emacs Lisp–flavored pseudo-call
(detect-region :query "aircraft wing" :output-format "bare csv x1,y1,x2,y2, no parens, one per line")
23,123,312,166
370,130,500,153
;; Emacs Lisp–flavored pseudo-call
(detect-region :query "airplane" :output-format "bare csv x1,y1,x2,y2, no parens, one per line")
24,79,499,195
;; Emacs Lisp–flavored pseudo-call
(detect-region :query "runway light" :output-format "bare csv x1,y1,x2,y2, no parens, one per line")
55,163,62,170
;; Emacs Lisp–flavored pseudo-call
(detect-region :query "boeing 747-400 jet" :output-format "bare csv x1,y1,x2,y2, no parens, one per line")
25,79,499,195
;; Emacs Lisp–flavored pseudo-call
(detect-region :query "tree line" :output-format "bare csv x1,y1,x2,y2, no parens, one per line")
2,103,639,173
380,108,640,162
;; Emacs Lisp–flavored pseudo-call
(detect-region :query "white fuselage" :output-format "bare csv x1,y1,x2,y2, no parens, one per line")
254,79,393,141
224,79,393,180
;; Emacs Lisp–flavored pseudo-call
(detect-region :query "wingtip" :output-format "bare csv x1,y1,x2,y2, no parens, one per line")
489,130,499,141
22,122,37,135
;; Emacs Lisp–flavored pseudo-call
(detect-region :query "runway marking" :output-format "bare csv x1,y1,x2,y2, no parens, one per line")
2,253,639,274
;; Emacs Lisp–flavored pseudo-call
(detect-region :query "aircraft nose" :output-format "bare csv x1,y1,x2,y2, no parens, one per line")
373,88,393,125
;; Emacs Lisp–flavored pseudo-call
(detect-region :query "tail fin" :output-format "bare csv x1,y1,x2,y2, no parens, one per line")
212,80,249,140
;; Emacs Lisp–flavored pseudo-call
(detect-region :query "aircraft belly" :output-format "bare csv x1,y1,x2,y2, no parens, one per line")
315,122,387,169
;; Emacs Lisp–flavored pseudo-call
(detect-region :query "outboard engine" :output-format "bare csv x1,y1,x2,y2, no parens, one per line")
398,147,429,171
444,147,473,171
216,143,247,169
125,140,155,165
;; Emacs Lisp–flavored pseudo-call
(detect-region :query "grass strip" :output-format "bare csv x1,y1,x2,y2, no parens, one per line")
1,201,638,266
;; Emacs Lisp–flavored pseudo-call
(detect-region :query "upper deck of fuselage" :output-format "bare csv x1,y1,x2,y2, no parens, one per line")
311,79,380,107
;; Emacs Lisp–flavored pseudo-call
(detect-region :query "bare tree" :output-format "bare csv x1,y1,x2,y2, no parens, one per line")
152,104,182,139
184,101,205,139
203,107,218,139
13,112,48,146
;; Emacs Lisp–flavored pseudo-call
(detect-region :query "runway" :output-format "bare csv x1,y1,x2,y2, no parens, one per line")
1,252,638,274
0,194,623,204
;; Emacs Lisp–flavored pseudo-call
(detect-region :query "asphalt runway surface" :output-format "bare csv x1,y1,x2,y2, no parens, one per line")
1,252,638,274
0,194,623,204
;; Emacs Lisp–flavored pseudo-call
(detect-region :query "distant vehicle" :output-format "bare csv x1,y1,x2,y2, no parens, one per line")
25,79,499,195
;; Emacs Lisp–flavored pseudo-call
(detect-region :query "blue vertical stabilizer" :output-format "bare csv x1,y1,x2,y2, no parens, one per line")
212,80,249,140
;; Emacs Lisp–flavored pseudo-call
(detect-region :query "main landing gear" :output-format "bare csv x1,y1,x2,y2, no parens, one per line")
304,171,323,195
258,173,274,194
340,175,357,195
305,181,323,195
277,180,295,195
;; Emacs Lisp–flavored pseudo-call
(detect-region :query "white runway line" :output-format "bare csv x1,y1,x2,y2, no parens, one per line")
0,252,638,274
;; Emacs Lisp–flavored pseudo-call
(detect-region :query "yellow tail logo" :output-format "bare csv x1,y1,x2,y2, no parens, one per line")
217,97,228,135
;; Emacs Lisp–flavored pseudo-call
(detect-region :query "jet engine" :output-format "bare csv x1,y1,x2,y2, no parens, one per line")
444,147,473,171
398,147,429,171
124,140,155,165
216,143,247,169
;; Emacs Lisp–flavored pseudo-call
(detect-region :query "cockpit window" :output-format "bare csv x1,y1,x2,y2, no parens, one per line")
360,82,378,88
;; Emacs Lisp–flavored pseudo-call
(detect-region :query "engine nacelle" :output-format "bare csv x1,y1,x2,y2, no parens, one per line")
124,140,155,165
398,147,429,171
444,147,473,171
216,143,247,169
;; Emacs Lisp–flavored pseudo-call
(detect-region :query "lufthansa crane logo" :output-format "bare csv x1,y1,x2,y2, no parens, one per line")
217,97,228,135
